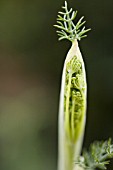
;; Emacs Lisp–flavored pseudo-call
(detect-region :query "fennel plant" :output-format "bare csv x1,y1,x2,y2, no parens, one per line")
54,1,113,170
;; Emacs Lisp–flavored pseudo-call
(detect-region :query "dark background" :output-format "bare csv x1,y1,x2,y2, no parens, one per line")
0,0,113,169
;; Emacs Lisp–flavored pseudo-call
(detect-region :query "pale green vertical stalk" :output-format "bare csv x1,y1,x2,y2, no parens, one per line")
58,40,87,170
54,1,90,170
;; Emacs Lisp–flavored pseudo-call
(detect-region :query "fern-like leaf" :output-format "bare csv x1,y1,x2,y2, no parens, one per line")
76,138,113,170
54,1,91,42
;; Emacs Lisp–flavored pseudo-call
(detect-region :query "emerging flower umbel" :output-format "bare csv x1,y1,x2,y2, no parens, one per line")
54,1,90,170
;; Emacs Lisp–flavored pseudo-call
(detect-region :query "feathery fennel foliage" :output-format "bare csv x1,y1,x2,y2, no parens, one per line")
54,1,91,42
76,139,113,170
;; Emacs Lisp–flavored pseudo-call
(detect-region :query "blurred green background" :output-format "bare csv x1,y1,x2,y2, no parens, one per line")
0,0,113,169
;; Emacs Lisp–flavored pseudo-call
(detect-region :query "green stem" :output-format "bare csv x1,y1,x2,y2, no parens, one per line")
58,40,87,170
71,96,76,138
65,70,72,139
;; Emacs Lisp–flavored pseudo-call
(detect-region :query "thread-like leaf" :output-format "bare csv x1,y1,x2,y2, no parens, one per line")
54,2,90,42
